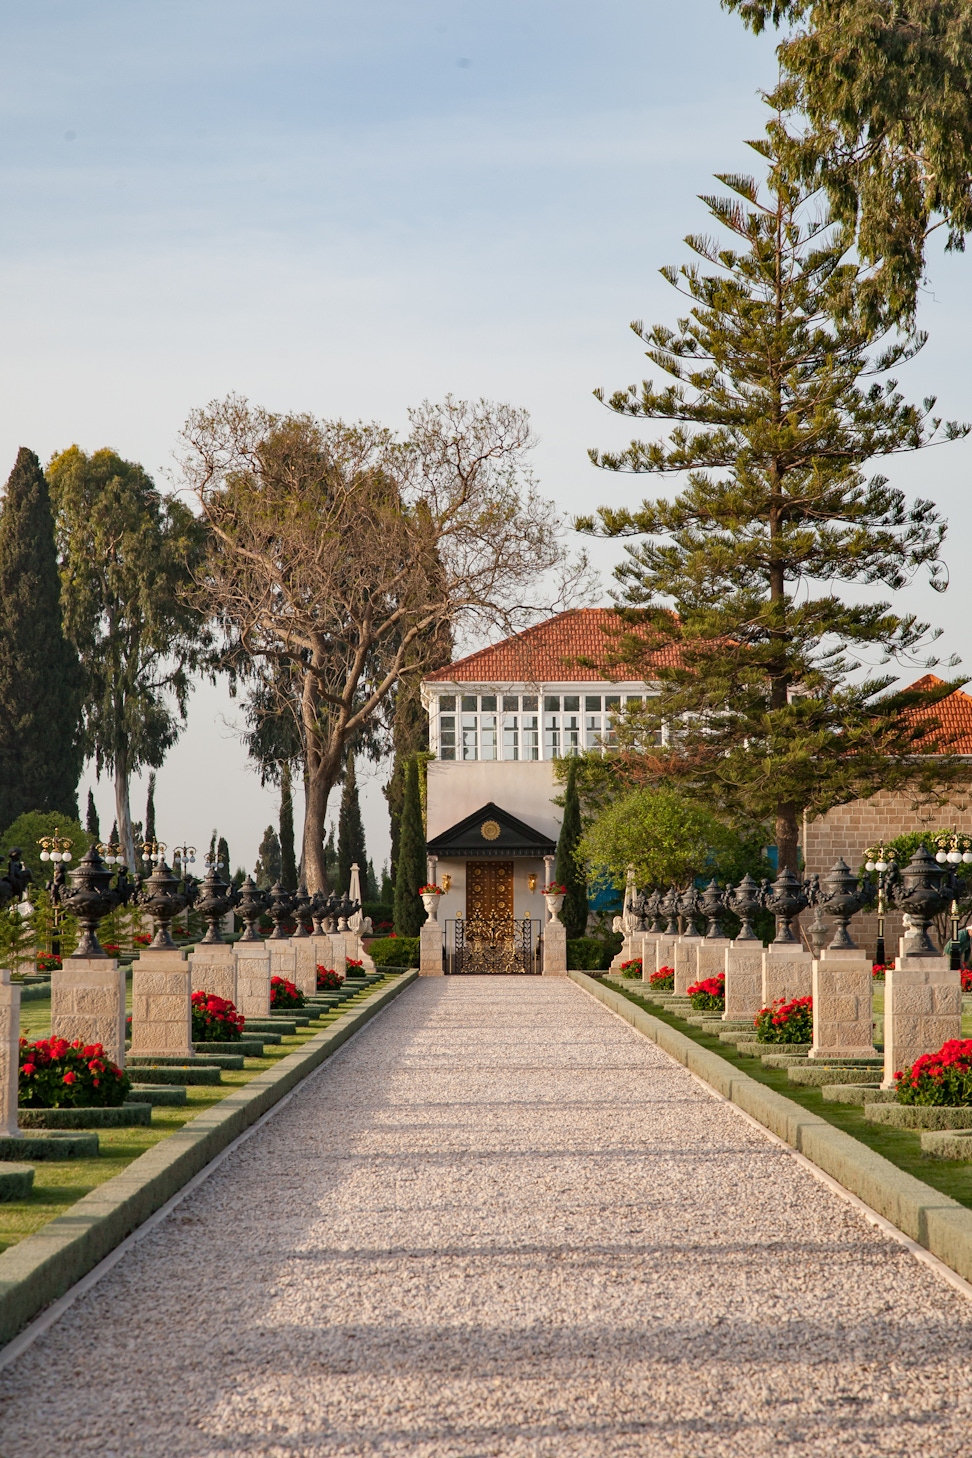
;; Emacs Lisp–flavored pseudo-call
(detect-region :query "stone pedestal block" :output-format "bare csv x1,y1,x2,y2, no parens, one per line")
189,946,237,1005
882,956,960,1089
329,932,350,972
291,935,333,998
0,970,21,1139
235,944,272,1018
345,931,376,972
637,933,658,980
762,948,812,1008
419,921,444,976
650,936,677,980
809,949,877,1060
695,939,731,982
51,956,127,1066
130,948,193,1060
724,943,763,1021
543,919,567,975
269,943,297,983
674,937,704,994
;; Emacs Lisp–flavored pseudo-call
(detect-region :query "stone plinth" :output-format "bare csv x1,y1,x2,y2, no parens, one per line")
637,933,658,979
882,955,960,1089
345,931,376,972
762,948,812,1008
543,919,567,975
130,948,193,1060
0,970,21,1139
235,944,272,1018
809,949,877,1060
291,935,333,998
695,939,731,982
419,921,444,976
51,955,127,1066
674,937,704,995
329,932,350,972
723,942,763,1021
269,942,297,983
189,946,237,1005
650,936,677,980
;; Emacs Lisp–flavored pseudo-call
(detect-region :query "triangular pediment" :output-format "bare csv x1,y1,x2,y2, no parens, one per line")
427,801,557,858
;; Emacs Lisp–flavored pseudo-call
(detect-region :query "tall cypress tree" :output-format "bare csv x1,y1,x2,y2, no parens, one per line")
254,826,281,888
555,757,588,938
337,753,368,896
0,448,83,829
144,771,157,843
394,755,426,936
279,762,297,891
86,790,101,840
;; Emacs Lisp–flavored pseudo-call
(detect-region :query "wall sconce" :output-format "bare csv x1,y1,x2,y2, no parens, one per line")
527,872,537,893
441,873,452,892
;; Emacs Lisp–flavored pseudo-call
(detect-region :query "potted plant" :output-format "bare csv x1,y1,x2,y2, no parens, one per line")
418,883,444,919
543,882,566,918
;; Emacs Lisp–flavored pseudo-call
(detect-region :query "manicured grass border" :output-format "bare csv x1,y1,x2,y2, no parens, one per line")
571,970,972,1286
0,970,418,1349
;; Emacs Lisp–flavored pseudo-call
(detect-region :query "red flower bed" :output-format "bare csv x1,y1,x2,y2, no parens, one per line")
133,933,151,947
686,973,725,1011
754,995,813,1044
317,966,345,991
345,958,365,977
191,991,246,1042
649,965,675,991
962,970,972,994
19,1036,130,1108
619,958,643,980
872,963,888,981
36,952,61,973
896,1038,972,1105
270,975,306,1009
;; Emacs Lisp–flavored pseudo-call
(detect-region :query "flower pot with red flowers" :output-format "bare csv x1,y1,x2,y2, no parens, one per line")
270,975,306,1010
895,1038,972,1105
686,973,725,1011
543,883,566,919
316,966,344,991
619,959,643,980
191,990,246,1042
649,965,675,992
754,995,813,1044
19,1037,131,1108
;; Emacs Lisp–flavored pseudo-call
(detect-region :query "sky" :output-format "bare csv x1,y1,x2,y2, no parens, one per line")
2,1,971,874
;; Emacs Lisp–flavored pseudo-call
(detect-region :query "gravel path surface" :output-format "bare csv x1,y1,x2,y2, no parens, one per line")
3,977,972,1457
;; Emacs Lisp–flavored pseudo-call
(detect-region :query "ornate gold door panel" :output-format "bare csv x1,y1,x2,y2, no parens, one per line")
458,860,535,973
466,861,514,921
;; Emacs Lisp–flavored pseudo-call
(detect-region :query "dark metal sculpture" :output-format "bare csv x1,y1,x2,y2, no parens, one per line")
891,846,953,956
194,864,238,945
817,858,874,950
764,869,808,945
137,856,189,951
59,845,121,958
236,877,268,943
803,873,829,957
0,849,31,910
701,879,727,939
292,882,313,938
645,888,663,932
267,882,296,940
728,873,762,942
678,884,703,938
661,885,680,936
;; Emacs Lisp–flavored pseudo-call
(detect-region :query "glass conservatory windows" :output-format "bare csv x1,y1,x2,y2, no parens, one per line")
435,690,642,759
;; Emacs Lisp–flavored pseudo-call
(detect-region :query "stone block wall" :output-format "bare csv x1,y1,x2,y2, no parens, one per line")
0,970,20,1137
51,957,127,1066
762,949,812,1007
236,945,271,1017
809,951,876,1059
130,949,193,1059
189,947,237,1005
724,945,762,1020
883,957,961,1088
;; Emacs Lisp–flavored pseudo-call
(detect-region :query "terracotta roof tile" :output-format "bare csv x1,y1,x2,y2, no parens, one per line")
903,674,972,754
424,608,679,685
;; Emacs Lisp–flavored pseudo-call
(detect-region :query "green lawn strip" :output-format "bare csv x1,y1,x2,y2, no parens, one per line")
1,977,393,1255
607,979,972,1210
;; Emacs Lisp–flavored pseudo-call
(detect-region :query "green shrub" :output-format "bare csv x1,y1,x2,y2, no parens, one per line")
567,937,616,971
896,1039,972,1105
754,996,813,1043
369,935,419,968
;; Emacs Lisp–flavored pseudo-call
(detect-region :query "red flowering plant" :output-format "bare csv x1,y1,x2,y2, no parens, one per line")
317,966,345,991
417,884,444,895
133,933,151,947
895,1039,972,1106
36,951,61,973
191,991,246,1041
962,970,972,994
754,996,813,1044
19,1036,130,1108
619,958,643,980
101,943,121,957
270,975,306,1009
872,964,888,981
345,958,365,977
649,965,675,991
686,973,725,1011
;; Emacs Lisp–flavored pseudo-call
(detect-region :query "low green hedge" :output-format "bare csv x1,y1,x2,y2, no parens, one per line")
368,936,420,968
567,937,618,971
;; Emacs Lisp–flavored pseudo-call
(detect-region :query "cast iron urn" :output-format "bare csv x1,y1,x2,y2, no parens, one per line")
764,869,808,945
661,885,680,936
137,857,189,951
728,873,762,942
267,882,296,940
817,858,874,950
60,844,121,958
237,877,268,943
701,879,727,939
891,846,952,956
292,882,313,938
194,865,238,945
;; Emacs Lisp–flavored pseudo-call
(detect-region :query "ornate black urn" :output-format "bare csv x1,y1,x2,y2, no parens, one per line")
701,879,727,939
309,891,328,935
137,857,189,951
645,888,663,932
292,882,313,938
60,845,121,958
764,869,808,945
237,877,268,943
336,894,359,931
267,882,296,940
194,865,238,945
803,873,829,957
817,858,874,950
728,873,762,941
678,885,703,938
660,885,679,936
891,846,952,956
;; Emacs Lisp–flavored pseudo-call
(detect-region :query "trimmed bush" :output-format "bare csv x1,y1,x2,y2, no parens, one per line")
754,995,813,1044
567,937,616,971
270,975,306,1009
19,1037,130,1108
191,991,245,1042
896,1038,972,1105
369,936,419,968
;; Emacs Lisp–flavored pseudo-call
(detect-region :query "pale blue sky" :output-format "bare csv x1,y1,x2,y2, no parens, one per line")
2,2,970,872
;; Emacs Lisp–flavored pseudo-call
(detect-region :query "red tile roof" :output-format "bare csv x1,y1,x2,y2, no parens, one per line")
903,674,972,754
424,608,681,685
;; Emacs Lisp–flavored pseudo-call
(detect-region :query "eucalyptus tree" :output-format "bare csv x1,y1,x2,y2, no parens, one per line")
48,447,209,870
579,118,969,872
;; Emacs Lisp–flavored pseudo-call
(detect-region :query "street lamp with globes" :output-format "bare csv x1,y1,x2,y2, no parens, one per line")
864,845,897,967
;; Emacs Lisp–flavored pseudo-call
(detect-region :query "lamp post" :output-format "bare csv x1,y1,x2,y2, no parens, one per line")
934,834,972,967
38,829,73,957
863,844,898,967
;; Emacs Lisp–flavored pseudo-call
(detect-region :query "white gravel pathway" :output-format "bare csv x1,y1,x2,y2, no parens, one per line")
3,977,972,1457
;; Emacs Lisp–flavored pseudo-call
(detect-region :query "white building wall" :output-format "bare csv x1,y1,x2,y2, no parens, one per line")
426,759,561,841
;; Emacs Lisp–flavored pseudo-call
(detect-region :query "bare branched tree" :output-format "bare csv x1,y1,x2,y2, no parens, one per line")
181,394,587,891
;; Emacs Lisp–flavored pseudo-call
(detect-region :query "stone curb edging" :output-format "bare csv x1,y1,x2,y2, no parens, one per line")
0,971,418,1349
571,971,972,1286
